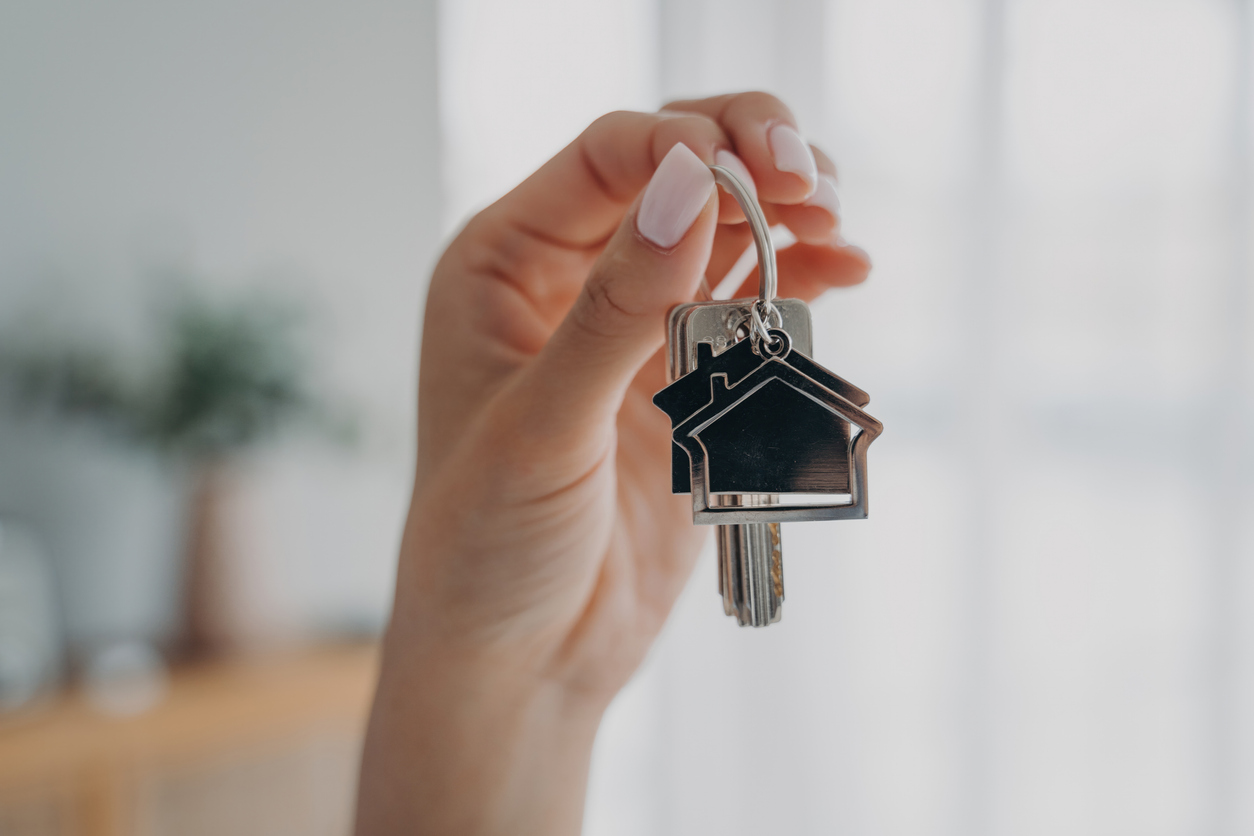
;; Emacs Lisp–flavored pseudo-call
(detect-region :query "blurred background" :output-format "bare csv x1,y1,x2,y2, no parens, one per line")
1,0,1252,834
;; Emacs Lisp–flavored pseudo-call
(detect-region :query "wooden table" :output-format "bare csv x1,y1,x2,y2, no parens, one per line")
0,643,378,836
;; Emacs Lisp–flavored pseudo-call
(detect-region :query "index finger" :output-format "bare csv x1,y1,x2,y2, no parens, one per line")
482,110,734,251
663,92,818,206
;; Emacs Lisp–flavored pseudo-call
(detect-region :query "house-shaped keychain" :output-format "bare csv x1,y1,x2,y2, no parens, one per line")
654,327,882,524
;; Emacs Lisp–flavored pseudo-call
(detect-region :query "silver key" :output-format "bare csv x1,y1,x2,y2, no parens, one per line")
716,498,783,626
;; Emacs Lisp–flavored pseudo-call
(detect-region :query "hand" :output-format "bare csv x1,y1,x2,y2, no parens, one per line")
356,92,870,835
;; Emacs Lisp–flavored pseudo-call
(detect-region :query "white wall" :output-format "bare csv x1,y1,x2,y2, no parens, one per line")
439,0,658,230
0,0,441,651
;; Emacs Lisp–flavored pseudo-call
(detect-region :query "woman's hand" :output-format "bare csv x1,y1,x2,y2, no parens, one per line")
356,92,869,835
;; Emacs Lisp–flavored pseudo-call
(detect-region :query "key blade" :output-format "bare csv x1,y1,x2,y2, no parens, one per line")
715,496,783,627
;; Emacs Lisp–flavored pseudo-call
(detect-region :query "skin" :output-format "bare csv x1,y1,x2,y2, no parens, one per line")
355,92,870,835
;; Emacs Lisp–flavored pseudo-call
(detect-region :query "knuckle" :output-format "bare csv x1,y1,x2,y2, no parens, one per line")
662,92,733,113
669,111,719,131
654,112,724,157
660,95,707,114
586,109,636,135
729,90,796,122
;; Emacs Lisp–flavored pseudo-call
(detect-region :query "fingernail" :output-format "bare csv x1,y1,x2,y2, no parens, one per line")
768,123,817,194
714,149,756,198
804,174,840,220
637,143,715,249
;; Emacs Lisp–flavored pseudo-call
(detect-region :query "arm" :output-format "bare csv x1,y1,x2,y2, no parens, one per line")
355,92,870,835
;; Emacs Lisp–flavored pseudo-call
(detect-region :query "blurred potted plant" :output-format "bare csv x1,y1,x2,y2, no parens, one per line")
0,290,349,660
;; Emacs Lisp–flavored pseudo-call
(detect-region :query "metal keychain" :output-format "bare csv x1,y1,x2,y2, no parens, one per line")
654,164,883,627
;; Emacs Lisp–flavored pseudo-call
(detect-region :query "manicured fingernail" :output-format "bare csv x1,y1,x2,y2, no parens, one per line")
637,143,715,249
804,174,840,220
714,149,756,198
767,123,817,194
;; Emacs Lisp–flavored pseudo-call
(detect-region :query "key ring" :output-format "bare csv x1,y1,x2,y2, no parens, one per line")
709,164,781,350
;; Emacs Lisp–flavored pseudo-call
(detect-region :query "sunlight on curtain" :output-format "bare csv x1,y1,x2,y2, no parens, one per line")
439,2,1254,834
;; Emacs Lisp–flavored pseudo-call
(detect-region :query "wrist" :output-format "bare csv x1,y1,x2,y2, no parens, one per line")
355,620,605,836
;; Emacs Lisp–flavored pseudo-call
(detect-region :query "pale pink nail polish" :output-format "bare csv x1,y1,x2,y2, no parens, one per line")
804,174,840,219
767,123,817,194
637,143,715,249
714,149,756,198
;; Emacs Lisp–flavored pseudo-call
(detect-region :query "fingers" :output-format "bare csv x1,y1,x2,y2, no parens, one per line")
479,110,743,254
769,145,841,244
730,240,871,303
664,93,852,247
491,92,822,256
465,93,846,319
705,136,853,291
664,92,816,205
503,144,719,468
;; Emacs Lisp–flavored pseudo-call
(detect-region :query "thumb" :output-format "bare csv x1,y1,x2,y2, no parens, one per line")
510,142,717,450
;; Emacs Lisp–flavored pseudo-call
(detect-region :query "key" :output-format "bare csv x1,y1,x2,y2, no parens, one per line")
654,164,884,628
716,498,783,626
665,297,813,626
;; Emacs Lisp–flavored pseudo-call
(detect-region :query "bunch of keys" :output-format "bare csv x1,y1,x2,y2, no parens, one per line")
653,165,883,627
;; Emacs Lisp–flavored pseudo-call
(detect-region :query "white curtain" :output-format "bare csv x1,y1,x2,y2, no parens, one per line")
440,1,1254,833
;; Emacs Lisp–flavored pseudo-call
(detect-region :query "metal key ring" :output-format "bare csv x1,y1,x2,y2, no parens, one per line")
710,164,781,348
